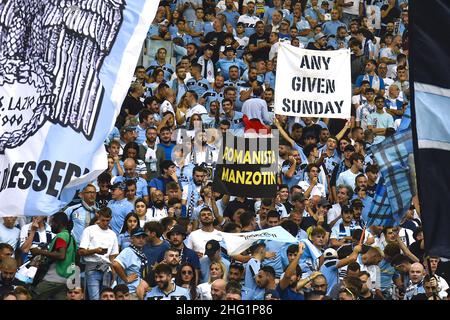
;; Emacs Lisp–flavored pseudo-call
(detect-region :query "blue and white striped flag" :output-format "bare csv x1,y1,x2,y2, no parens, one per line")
367,130,414,227
0,1,158,216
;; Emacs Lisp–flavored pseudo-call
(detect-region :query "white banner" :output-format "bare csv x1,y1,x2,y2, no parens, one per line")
221,226,298,256
274,42,351,118
0,1,158,216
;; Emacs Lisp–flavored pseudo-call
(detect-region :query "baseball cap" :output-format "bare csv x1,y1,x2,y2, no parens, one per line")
317,198,332,208
314,32,327,41
344,144,355,152
131,228,147,237
292,193,306,202
110,182,127,191
205,240,221,256
323,248,338,260
281,19,290,25
167,224,187,238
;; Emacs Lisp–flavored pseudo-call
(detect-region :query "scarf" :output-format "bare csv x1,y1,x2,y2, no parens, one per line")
197,56,215,83
363,73,380,91
129,244,148,279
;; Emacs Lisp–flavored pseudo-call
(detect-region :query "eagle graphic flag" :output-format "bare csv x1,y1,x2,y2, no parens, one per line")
0,0,158,216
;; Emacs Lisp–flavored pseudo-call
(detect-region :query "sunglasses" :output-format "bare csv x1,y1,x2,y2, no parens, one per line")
182,270,193,275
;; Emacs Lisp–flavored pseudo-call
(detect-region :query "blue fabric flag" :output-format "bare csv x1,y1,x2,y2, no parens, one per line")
367,130,414,227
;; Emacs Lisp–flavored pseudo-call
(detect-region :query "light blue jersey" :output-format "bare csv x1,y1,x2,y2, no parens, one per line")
114,247,143,293
108,198,134,235
145,283,191,300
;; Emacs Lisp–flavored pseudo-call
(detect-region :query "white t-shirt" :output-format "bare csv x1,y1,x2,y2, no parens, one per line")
327,203,342,225
0,223,20,251
351,94,367,109
383,77,395,92
186,103,208,121
145,207,169,222
380,48,398,79
298,181,326,198
186,229,223,254
359,261,381,291
237,14,261,30
235,35,249,49
336,169,360,191
342,0,363,16
19,223,53,249
160,100,175,116
196,282,212,300
79,224,119,263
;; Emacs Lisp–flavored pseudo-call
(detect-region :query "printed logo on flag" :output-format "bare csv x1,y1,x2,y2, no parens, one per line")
0,1,125,154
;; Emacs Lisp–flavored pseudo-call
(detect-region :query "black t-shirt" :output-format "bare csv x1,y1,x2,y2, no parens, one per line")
359,293,384,300
381,5,401,25
283,201,294,214
436,260,450,286
0,278,27,297
351,54,368,84
204,31,226,63
223,199,256,219
327,118,349,137
121,95,143,116
408,240,425,264
248,32,270,60
96,192,112,209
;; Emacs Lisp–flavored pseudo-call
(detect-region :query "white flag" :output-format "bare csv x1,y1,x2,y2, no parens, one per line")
221,226,298,256
274,42,351,118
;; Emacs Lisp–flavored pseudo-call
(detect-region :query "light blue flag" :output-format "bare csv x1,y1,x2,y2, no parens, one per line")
0,1,159,216
397,104,411,132
367,130,414,227
299,238,322,273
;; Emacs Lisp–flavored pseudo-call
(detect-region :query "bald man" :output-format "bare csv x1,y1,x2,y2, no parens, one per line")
211,279,227,300
115,158,149,205
404,262,425,300
0,257,24,297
